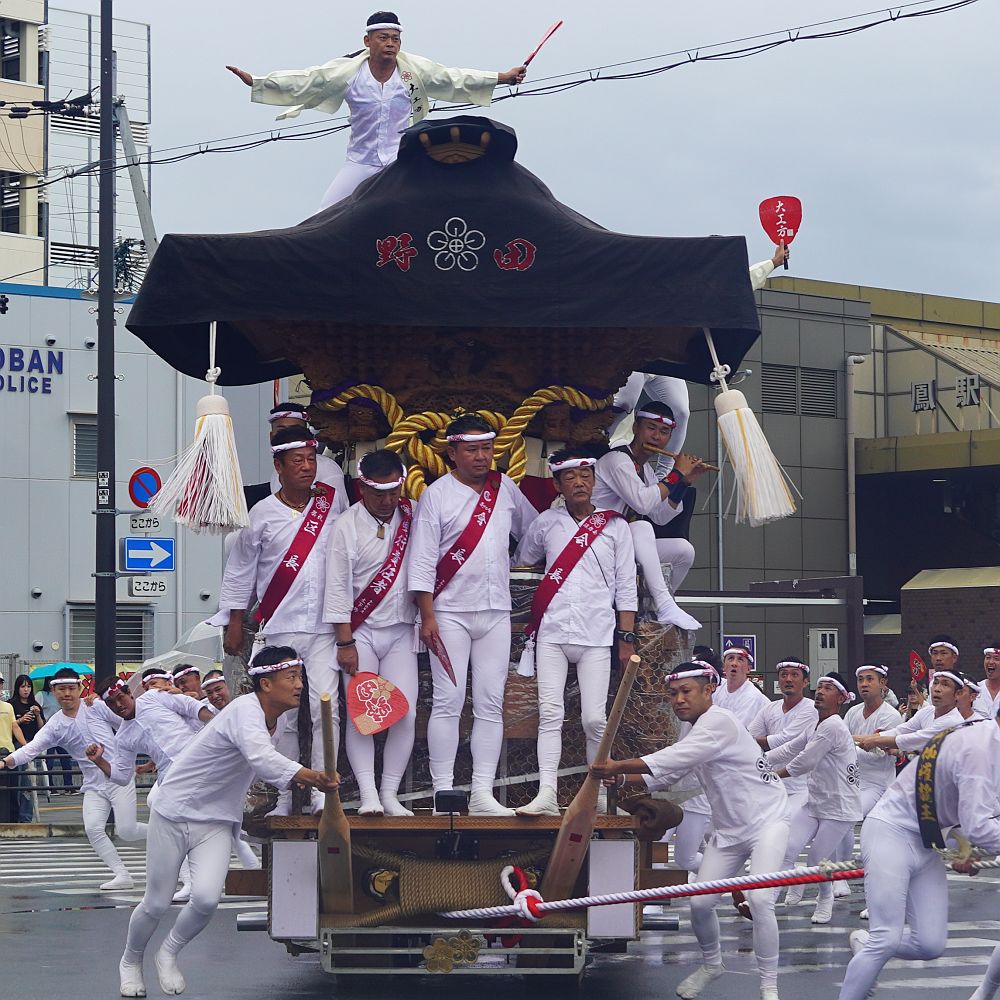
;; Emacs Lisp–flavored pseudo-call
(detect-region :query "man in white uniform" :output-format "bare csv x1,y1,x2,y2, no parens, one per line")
228,12,528,209
325,449,418,816
216,427,343,779
0,667,146,890
592,401,710,631
593,663,789,1000
839,717,1000,1000
409,413,537,815
767,671,862,924
201,671,230,713
117,646,339,998
511,447,638,815
266,402,348,504
974,643,1000,719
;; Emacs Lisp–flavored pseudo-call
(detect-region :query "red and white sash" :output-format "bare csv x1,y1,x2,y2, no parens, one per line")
254,482,335,627
517,509,621,677
433,470,503,597
350,499,413,630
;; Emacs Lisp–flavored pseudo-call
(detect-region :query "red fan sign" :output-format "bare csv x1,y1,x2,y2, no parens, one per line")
759,196,802,269
347,673,410,736
909,650,927,683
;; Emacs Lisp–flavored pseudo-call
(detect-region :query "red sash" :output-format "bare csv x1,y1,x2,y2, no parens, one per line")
523,510,621,642
433,470,503,597
350,499,413,630
254,483,335,626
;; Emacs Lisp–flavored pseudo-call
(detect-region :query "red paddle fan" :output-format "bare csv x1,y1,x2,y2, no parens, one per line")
525,20,564,66
758,196,802,269
347,673,410,736
909,650,928,683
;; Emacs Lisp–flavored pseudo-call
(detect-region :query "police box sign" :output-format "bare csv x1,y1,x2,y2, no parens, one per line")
0,346,64,394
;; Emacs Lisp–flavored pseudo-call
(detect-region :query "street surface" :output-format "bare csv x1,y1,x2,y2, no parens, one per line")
2,831,997,998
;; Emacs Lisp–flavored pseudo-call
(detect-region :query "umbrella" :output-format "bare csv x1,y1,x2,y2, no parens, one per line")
173,621,224,660
29,662,94,680
127,651,219,696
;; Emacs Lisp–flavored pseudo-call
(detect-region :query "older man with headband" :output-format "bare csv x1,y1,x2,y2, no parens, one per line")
266,402,347,504
228,12,527,209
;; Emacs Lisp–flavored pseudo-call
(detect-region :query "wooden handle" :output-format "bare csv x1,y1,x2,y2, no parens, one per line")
647,446,719,473
320,692,336,778
592,654,640,766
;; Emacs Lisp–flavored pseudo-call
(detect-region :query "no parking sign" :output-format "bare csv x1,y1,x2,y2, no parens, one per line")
128,467,161,509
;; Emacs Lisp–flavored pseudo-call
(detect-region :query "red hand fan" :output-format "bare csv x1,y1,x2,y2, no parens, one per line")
758,196,802,269
347,673,410,736
909,650,927,683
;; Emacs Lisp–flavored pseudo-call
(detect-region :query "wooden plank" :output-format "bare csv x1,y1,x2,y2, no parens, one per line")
266,814,639,833
224,868,267,897
638,868,689,890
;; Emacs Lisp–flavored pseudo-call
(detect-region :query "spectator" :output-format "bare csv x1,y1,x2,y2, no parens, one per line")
898,683,927,722
36,678,73,795
0,689,26,822
7,674,41,821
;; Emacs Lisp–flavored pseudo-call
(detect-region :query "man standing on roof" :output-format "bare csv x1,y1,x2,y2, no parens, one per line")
227,12,528,210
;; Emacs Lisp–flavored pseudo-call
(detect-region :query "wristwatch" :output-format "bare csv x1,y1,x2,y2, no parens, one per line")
616,629,637,644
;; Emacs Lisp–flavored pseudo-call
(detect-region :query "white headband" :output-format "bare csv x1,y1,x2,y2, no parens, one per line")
983,648,1000,656
724,647,755,666
548,457,596,473
818,675,856,702
101,678,129,700
172,665,200,681
359,474,405,491
932,670,966,689
446,431,496,442
202,675,227,688
247,656,304,677
366,21,401,32
776,660,809,675
964,678,981,694
272,438,318,454
635,409,677,428
855,664,889,677
268,410,307,424
50,676,82,687
143,672,173,683
928,642,959,655
668,665,719,683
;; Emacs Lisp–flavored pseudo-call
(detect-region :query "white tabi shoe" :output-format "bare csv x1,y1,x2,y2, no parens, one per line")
655,598,702,633
811,897,834,924
849,929,870,956
171,883,191,904
760,988,780,1000
834,879,851,898
379,790,414,817
119,957,146,997
516,785,560,816
154,948,186,995
783,875,806,906
468,790,516,817
358,791,385,816
101,873,134,891
860,908,869,920
676,964,724,998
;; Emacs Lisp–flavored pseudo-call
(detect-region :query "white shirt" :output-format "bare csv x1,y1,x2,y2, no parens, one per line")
884,704,965,754
513,507,637,647
269,452,348,504
714,680,771,728
973,682,1000,720
214,492,340,634
343,62,411,167
104,717,172,786
766,714,862,822
748,696,818,798
845,700,904,792
408,472,537,612
642,706,787,847
135,690,206,762
151,694,302,826
325,500,417,628
7,703,118,792
592,450,681,525
869,719,1000,852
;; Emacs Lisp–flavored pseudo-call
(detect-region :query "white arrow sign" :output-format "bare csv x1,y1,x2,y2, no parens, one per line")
121,537,176,573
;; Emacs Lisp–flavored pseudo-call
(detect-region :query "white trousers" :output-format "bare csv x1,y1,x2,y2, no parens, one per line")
426,609,510,793
783,807,855,906
836,781,888,861
534,642,611,788
123,810,234,964
690,820,789,989
609,373,691,466
83,781,147,877
838,817,948,1000
268,630,339,775
629,520,697,613
972,943,1000,999
672,807,712,873
341,621,418,799
319,160,382,210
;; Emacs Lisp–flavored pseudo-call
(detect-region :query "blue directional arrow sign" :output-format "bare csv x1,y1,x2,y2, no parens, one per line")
121,537,176,573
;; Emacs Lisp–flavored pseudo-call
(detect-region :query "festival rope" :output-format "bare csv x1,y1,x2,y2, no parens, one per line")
312,383,405,428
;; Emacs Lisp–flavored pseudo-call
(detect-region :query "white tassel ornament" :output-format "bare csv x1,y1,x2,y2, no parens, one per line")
148,323,249,534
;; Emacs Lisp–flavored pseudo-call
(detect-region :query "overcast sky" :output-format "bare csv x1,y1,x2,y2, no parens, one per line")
79,0,998,304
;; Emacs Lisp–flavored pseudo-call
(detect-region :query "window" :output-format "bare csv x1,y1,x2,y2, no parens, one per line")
0,172,22,234
67,605,153,663
1,20,22,82
800,368,839,418
760,364,798,414
761,365,839,418
72,419,98,477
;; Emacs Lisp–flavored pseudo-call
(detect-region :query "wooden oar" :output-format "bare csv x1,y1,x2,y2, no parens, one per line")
647,445,719,472
317,692,353,914
540,654,641,902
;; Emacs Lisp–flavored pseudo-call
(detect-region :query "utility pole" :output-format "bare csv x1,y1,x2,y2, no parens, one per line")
94,0,117,687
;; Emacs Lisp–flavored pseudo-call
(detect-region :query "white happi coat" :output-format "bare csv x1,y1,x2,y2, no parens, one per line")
714,680,771,728
592,450,683,525
845,700,903,795
748,696,818,800
882,703,964,753
269,452,348,505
